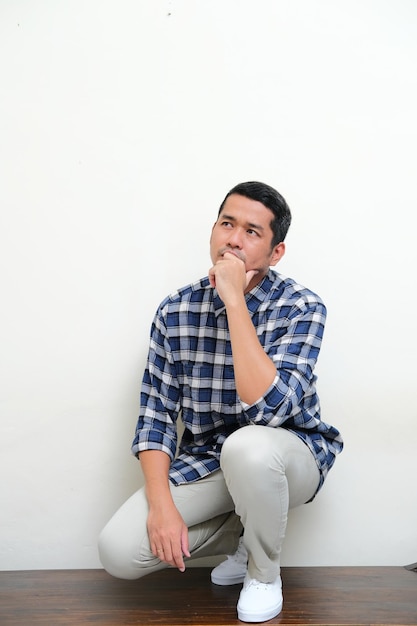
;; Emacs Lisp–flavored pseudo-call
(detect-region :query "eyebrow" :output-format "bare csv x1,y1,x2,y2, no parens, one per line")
221,214,265,232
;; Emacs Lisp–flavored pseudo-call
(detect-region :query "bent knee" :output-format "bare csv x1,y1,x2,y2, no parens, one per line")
220,426,287,477
221,425,278,460
98,525,136,580
98,523,156,581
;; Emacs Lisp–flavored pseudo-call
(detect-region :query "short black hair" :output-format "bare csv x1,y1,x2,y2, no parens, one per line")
218,181,291,248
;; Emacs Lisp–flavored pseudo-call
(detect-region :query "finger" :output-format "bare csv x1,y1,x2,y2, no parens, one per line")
161,544,173,565
222,250,236,259
171,545,185,572
181,527,190,559
158,544,183,571
208,268,216,288
151,536,166,559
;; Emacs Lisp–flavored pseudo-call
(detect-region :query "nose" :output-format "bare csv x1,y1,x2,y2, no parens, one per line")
226,227,243,249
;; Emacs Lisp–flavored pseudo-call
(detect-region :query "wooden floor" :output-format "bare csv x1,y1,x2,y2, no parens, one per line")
1,566,417,625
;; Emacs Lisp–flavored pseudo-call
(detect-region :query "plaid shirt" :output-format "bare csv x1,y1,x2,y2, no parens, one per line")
132,269,343,494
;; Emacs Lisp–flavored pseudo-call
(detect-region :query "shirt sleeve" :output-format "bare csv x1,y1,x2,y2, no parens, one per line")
131,304,179,460
239,296,327,427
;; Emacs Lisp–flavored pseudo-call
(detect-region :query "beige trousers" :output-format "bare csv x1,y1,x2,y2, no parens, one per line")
98,425,320,583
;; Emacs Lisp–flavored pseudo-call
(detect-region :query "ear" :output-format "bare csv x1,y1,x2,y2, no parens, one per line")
270,242,285,266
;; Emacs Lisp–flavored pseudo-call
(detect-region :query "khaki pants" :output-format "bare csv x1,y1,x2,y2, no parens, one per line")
98,426,320,583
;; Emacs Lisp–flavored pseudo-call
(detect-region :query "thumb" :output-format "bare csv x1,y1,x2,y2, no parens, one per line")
245,269,259,287
181,527,190,559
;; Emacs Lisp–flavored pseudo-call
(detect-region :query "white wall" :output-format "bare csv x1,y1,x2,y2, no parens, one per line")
1,0,416,570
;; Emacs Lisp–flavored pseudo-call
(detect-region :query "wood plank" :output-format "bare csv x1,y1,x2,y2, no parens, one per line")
0,567,416,625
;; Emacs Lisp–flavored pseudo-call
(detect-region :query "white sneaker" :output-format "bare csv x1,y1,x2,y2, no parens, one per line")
210,537,248,585
237,573,283,622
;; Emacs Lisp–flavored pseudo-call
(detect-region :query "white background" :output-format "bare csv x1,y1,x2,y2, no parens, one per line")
1,0,416,570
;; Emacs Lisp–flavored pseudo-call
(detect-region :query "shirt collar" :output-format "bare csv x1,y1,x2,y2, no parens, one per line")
212,269,276,317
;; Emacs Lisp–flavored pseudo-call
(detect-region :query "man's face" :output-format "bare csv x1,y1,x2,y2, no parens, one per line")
210,193,285,283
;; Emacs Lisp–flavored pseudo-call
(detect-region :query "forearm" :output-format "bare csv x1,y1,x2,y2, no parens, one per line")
139,449,174,510
139,449,190,571
226,297,276,405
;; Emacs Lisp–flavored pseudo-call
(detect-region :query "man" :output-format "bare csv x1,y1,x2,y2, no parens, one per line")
99,181,343,623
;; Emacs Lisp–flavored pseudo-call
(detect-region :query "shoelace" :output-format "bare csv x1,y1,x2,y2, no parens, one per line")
246,578,270,590
227,539,247,565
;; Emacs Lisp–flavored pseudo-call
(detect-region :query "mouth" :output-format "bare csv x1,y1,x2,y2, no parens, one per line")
219,248,246,262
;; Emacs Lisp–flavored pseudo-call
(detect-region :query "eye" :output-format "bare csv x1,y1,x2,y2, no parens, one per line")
221,220,232,228
247,228,259,236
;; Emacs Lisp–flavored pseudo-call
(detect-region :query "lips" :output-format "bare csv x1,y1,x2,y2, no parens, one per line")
219,248,246,262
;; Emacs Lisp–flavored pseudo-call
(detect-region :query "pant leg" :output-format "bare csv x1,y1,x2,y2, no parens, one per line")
98,469,242,580
220,425,320,583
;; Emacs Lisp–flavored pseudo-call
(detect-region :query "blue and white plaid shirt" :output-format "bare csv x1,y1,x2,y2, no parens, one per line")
132,269,343,495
